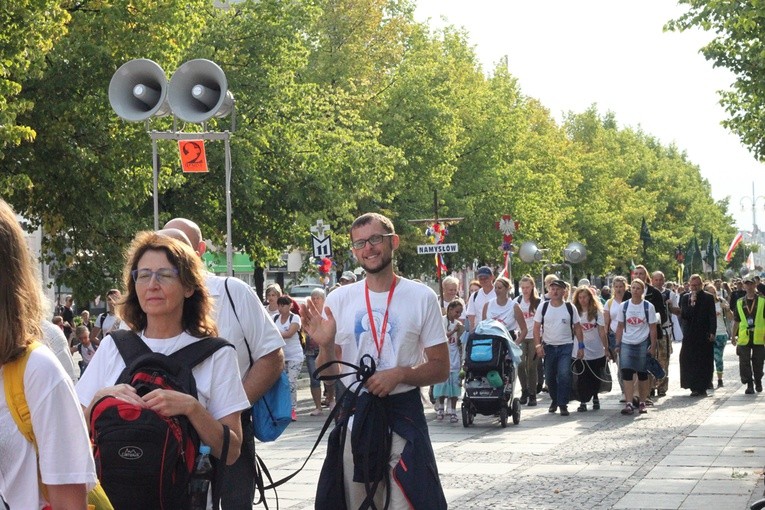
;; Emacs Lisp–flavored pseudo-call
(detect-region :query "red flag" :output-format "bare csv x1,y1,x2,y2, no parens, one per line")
724,232,743,262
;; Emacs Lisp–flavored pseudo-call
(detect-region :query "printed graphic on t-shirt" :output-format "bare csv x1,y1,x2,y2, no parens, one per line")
354,309,397,370
580,321,597,332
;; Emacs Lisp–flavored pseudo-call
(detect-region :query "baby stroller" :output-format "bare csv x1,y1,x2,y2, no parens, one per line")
461,320,522,428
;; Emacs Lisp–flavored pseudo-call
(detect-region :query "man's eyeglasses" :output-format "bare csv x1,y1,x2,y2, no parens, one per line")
351,233,394,250
131,268,179,285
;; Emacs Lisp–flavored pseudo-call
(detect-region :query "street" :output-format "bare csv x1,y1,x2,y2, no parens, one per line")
256,343,765,509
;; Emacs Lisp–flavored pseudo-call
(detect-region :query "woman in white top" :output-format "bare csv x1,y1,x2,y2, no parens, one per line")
482,276,526,339
615,278,658,415
0,198,96,510
604,275,628,397
515,275,541,406
706,282,731,388
77,233,247,466
275,295,304,420
264,283,283,317
572,286,610,412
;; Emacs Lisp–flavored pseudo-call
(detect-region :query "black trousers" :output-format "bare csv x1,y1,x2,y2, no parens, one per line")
737,343,765,385
220,413,256,510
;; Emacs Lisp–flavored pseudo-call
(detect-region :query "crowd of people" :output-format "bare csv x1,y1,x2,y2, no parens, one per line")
1,192,762,510
431,263,764,421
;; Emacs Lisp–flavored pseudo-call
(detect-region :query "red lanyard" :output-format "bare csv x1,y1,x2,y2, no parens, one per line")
364,277,397,361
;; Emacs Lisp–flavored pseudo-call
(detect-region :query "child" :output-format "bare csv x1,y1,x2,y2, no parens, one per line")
434,300,465,423
70,325,96,376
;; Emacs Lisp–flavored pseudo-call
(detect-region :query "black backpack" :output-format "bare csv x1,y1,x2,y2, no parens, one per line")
89,330,232,510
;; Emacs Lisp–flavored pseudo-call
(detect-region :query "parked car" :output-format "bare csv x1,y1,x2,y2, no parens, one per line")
288,283,324,307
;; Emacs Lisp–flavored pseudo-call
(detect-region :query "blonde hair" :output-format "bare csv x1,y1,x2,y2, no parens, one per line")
0,199,43,364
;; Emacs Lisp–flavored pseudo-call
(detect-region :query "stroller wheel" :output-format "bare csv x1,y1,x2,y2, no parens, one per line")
461,402,470,428
499,405,508,428
512,398,521,425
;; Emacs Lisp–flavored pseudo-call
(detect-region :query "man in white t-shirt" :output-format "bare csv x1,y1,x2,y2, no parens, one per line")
466,266,497,332
163,218,285,510
302,212,449,510
533,279,583,416
90,289,123,345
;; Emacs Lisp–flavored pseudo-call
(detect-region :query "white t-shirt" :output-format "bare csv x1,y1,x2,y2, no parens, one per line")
483,298,519,331
275,313,304,363
534,301,580,345
714,301,728,336
617,299,658,345
606,298,624,334
466,288,497,322
517,297,537,340
41,319,78,382
206,275,285,379
0,346,97,509
95,311,122,337
574,310,606,360
443,316,462,371
325,278,447,394
76,332,250,421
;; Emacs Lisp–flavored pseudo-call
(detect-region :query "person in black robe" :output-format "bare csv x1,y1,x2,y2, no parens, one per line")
679,274,716,396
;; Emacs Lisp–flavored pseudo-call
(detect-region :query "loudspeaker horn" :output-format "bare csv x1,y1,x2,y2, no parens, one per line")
108,59,170,122
518,241,543,263
563,241,587,264
168,59,234,123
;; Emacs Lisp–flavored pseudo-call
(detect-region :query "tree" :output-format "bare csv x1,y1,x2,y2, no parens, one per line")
667,2,765,159
0,1,70,159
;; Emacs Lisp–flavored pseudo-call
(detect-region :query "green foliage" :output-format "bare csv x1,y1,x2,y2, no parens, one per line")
668,1,765,160
0,0,738,305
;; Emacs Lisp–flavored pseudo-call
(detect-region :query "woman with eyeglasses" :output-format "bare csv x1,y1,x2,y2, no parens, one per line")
76,232,249,483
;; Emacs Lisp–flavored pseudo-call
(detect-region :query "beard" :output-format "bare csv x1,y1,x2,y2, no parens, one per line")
359,250,393,274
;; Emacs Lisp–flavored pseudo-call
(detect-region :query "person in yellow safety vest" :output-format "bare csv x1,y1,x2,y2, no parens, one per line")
731,276,765,395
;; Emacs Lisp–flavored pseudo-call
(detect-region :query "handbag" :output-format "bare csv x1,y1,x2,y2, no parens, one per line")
252,371,292,442
223,278,292,442
598,362,613,393
646,353,666,379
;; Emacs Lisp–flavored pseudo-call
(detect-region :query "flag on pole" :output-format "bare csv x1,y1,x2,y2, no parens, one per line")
746,251,755,271
499,251,510,279
435,253,447,277
725,232,744,262
704,234,715,273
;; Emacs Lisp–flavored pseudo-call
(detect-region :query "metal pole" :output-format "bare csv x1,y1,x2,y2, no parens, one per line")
152,136,159,230
225,133,233,276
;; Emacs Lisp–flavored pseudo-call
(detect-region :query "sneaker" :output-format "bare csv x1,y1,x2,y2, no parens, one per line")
657,390,667,397
519,390,528,405
291,409,297,422
639,402,647,414
644,398,654,407
309,408,322,417
527,395,537,407
536,383,543,394
449,413,459,423
757,381,763,393
577,403,587,412
592,397,600,410
548,403,557,413
621,403,634,415
746,383,755,395
559,406,570,416
717,379,724,388
541,386,549,393
436,409,444,420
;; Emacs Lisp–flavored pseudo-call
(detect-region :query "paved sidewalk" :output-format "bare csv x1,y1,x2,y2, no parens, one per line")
255,343,764,509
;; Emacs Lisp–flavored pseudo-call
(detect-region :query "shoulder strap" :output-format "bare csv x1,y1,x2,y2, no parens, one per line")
224,277,254,369
540,301,550,327
170,337,233,369
111,330,152,366
4,341,43,444
643,300,650,323
566,302,575,338
472,291,478,302
515,295,522,304
605,298,613,310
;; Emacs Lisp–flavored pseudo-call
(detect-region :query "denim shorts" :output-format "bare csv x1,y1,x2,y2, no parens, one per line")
620,339,649,373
